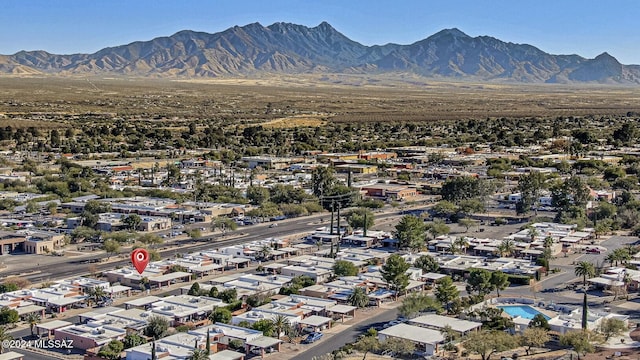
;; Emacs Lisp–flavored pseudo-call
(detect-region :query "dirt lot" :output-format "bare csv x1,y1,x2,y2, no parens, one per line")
1,76,640,125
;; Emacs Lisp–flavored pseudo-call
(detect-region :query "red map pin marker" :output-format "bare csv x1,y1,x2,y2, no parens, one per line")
131,248,150,274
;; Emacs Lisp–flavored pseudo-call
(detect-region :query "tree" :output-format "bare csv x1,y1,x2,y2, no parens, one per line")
394,215,426,250
432,200,458,218
123,214,142,231
497,239,516,257
458,218,476,232
575,261,595,287
84,200,112,215
123,333,147,349
0,308,19,326
414,255,439,273
348,287,369,308
25,313,40,337
137,233,163,247
434,276,459,312
256,245,271,261
458,198,485,215
598,318,627,341
464,330,518,360
613,122,638,146
345,208,375,231
252,319,275,337
0,326,13,353
219,288,237,303
516,172,546,214
426,219,450,240
311,166,336,198
398,293,442,318
46,201,58,215
98,340,124,360
466,269,494,298
453,237,470,254
144,315,169,340
353,334,380,360
70,226,101,243
209,308,232,324
102,239,120,260
186,229,202,239
0,282,18,294
381,254,410,300
211,217,238,232
188,282,201,296
551,176,590,213
333,260,359,277
2,277,31,290
272,314,290,339
520,327,550,355
246,186,270,205
25,201,38,214
246,202,283,221
188,349,209,360
86,286,107,307
529,313,551,330
441,176,481,204
490,271,510,297
440,324,459,345
560,330,602,359
381,337,416,357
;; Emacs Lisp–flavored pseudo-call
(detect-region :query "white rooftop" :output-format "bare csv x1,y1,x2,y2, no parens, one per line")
409,314,482,333
379,323,444,345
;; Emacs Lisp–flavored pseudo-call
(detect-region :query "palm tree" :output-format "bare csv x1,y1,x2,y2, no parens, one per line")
259,245,272,261
543,236,554,250
613,248,631,266
453,237,470,254
272,314,290,339
528,226,539,242
348,287,369,308
188,348,208,360
0,326,13,354
574,261,596,287
86,286,107,307
447,244,459,255
25,313,41,337
575,261,595,330
605,252,618,267
497,239,516,257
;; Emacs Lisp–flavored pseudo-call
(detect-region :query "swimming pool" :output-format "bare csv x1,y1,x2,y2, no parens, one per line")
498,305,550,320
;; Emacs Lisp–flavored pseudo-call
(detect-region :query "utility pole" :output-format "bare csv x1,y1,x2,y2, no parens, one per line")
336,203,341,253
330,201,335,235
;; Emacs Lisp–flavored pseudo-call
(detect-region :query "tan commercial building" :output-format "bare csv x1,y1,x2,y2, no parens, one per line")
0,231,27,255
22,231,65,255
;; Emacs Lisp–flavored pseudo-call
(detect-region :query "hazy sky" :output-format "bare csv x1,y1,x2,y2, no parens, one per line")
2,0,638,64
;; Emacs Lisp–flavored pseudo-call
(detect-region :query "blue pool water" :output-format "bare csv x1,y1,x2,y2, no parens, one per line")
498,305,550,320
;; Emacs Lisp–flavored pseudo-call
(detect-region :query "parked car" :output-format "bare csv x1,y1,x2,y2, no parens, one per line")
302,332,323,344
383,320,402,328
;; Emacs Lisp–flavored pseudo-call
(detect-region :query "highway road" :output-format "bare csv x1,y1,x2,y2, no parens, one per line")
1,210,403,284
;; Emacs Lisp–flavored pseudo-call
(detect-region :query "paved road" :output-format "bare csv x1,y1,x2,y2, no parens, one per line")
289,307,399,360
1,211,404,283
501,234,640,313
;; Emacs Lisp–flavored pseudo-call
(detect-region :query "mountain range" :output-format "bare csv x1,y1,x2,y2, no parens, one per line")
1,22,639,84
